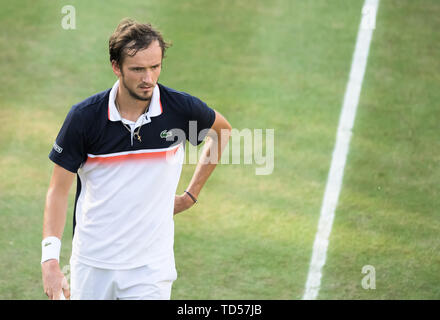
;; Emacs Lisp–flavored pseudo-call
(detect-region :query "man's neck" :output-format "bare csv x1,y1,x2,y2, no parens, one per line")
116,87,150,122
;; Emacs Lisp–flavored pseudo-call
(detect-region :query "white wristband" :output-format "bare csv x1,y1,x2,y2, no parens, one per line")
41,236,61,264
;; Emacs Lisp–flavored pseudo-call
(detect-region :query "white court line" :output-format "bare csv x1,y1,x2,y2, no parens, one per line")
302,0,380,300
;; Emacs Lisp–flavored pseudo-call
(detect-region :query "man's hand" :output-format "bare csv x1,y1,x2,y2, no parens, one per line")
42,259,70,300
174,193,196,215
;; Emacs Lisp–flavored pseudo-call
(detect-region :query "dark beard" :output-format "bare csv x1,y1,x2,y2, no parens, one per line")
121,77,152,102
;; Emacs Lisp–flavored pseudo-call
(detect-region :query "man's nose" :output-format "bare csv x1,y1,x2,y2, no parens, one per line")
142,70,153,83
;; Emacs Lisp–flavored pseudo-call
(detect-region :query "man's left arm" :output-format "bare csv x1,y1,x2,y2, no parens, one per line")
174,110,232,215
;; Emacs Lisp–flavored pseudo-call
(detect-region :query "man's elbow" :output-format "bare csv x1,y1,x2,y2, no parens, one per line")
210,110,232,139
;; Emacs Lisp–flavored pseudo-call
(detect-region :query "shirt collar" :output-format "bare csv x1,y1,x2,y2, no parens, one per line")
108,80,163,122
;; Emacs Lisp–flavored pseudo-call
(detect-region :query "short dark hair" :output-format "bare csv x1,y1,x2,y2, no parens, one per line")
109,18,170,67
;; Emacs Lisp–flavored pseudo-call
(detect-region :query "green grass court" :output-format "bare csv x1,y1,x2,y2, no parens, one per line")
0,0,439,299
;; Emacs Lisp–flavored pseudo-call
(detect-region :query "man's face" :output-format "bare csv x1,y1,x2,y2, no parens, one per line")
113,40,163,101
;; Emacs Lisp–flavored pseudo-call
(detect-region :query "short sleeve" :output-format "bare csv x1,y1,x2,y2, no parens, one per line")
186,95,216,146
49,106,87,173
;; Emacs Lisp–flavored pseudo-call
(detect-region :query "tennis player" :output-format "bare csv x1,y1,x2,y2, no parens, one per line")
41,18,231,300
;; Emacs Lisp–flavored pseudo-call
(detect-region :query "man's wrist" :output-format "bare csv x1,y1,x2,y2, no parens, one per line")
184,190,198,204
41,236,61,264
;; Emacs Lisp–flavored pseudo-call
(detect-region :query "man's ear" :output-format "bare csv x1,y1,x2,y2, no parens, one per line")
111,60,122,77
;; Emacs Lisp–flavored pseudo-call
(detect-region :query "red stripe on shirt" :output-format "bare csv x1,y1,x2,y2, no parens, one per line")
87,146,179,164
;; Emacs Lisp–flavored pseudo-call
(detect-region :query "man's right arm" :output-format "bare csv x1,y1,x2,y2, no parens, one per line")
41,163,75,300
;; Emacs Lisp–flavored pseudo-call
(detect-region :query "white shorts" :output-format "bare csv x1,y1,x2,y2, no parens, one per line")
69,257,177,300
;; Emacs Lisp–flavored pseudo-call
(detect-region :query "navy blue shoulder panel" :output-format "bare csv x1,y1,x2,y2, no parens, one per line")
159,84,216,145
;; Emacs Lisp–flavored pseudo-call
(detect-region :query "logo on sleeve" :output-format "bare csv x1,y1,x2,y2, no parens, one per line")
53,142,63,154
